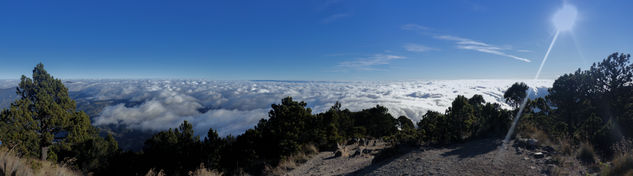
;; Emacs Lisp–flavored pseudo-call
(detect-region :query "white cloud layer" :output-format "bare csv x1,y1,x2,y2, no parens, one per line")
50,79,553,137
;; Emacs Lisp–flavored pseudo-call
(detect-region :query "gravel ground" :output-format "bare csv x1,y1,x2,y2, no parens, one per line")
287,138,587,176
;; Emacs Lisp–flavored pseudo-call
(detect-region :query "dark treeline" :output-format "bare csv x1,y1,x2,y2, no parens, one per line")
520,53,633,157
1,52,632,175
105,98,409,175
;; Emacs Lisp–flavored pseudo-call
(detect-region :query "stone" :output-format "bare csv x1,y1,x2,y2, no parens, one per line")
362,149,372,154
543,146,555,153
334,150,343,157
533,152,544,158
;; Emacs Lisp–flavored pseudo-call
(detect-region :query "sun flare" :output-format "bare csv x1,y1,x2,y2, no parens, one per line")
552,4,578,31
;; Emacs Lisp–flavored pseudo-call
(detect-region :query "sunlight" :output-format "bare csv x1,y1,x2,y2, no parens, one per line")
503,3,577,144
552,4,578,32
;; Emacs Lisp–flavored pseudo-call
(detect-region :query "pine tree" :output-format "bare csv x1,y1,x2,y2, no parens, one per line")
0,63,107,164
504,82,528,108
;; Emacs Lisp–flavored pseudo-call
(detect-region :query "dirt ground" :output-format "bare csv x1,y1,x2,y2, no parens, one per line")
286,138,587,176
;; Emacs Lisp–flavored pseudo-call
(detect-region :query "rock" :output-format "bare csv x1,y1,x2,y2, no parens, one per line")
545,157,555,164
543,146,555,153
362,149,372,154
527,139,539,147
334,150,343,157
515,138,539,150
533,152,544,158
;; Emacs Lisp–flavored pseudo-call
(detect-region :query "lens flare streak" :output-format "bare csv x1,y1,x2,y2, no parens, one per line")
504,30,560,143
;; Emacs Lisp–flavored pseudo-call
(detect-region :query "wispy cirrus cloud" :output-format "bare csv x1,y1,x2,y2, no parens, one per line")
404,43,435,52
435,35,531,62
337,54,405,71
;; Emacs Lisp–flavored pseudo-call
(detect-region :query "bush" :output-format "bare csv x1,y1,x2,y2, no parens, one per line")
578,143,596,164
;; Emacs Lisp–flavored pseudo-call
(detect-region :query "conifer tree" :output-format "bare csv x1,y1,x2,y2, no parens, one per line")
0,63,99,161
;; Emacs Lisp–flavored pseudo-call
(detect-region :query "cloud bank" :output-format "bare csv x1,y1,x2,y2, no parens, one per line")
42,79,552,137
0,79,553,137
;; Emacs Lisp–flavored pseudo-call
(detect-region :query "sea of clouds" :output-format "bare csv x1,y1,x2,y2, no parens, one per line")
0,79,553,137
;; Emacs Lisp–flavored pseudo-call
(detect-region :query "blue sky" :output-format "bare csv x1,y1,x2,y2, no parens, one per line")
1,0,632,80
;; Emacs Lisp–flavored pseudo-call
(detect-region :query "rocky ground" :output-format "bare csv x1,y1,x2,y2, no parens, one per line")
285,139,388,176
286,138,588,176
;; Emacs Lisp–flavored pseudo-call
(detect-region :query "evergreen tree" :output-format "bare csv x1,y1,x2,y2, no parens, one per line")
0,63,100,161
203,128,224,170
143,120,203,176
504,82,528,108
397,116,414,130
446,95,476,141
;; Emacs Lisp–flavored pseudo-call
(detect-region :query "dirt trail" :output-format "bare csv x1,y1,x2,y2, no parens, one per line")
288,138,586,176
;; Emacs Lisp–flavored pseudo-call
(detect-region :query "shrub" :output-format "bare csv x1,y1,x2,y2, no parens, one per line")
578,143,596,164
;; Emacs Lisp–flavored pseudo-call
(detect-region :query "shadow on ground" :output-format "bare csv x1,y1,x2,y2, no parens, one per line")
346,145,417,176
441,138,501,159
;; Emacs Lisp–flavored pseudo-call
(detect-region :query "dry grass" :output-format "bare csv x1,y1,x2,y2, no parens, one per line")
264,144,319,175
0,147,80,176
601,153,633,176
145,168,166,176
189,164,223,176
517,122,555,148
557,137,574,156
548,165,570,176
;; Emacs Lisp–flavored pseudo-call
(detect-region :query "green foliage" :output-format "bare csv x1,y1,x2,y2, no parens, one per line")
397,116,414,130
0,63,118,174
392,128,419,146
504,82,528,108
202,128,224,170
542,52,633,157
142,120,204,176
351,105,398,138
446,95,476,142
474,103,511,137
417,111,448,144
417,94,510,145
256,97,314,163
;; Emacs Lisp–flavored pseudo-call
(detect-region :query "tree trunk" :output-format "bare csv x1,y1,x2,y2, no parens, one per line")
41,146,48,160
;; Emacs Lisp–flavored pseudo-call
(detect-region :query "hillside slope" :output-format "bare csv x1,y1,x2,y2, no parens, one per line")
289,138,588,176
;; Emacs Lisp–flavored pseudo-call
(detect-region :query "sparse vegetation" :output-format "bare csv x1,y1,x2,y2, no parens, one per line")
601,153,633,176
